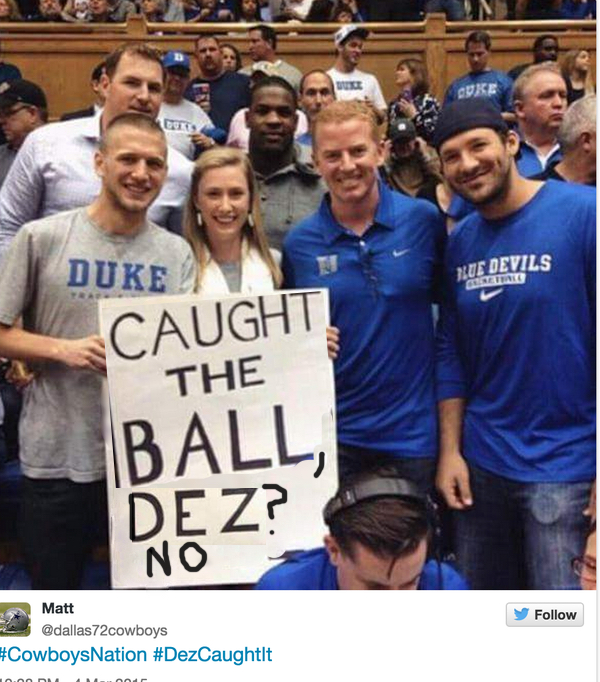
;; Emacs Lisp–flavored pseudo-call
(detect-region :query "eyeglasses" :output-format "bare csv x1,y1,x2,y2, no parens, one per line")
0,104,31,120
571,556,596,582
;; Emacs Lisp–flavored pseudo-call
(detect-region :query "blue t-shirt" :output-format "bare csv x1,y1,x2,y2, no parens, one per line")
283,182,446,457
444,70,514,113
437,180,596,482
255,547,469,590
516,139,562,178
184,70,251,133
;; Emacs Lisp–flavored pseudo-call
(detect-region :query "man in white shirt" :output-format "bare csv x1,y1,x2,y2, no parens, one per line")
0,43,192,260
156,50,219,160
327,24,387,124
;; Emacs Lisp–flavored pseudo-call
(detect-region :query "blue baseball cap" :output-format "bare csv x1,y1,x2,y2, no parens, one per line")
163,50,190,71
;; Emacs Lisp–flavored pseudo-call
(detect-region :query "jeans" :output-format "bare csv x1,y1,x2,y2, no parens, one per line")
424,0,466,19
337,442,436,494
19,477,108,590
453,464,592,590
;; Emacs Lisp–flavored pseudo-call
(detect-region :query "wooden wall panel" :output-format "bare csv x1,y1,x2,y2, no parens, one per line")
1,16,595,118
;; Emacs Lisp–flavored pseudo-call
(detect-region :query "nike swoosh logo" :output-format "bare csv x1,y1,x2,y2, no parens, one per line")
479,288,504,302
393,249,410,258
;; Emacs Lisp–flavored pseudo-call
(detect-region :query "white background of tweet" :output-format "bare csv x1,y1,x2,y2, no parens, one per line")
0,590,596,680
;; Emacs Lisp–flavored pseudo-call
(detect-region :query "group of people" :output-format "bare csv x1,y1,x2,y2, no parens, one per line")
0,22,596,592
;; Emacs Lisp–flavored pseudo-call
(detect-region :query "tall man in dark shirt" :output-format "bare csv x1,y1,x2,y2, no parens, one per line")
185,35,251,134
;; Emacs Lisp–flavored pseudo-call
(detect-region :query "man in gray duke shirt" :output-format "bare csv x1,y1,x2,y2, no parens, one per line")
0,113,196,589
0,43,192,262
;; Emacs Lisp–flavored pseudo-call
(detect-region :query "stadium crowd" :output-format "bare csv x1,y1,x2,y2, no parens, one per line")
0,21,596,591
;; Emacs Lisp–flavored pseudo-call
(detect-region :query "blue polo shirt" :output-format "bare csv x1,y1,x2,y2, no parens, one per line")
444,70,514,113
283,182,445,457
516,139,562,177
437,180,596,482
255,547,469,590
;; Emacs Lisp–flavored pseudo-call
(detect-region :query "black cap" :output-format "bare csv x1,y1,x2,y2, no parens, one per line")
432,99,508,150
0,79,47,112
389,117,417,143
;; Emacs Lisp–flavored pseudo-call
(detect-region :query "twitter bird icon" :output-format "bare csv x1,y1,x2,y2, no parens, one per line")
514,608,529,621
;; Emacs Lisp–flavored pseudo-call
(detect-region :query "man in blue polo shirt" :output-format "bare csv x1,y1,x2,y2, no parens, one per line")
513,63,566,177
256,469,468,590
444,31,514,124
283,100,445,489
434,99,595,590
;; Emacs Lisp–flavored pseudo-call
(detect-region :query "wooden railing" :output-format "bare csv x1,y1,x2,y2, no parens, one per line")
1,14,595,117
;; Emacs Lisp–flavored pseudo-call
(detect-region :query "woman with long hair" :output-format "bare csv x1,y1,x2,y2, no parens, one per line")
221,43,243,72
184,147,281,295
561,49,595,104
0,0,22,21
184,147,339,355
233,0,260,21
388,58,440,145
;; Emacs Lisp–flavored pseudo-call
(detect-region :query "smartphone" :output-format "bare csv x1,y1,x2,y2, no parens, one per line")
192,82,211,112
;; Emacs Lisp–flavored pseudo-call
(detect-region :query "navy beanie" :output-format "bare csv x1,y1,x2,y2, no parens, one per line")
432,99,509,150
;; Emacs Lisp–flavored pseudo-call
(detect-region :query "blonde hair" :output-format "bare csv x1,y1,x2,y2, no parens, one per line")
183,147,282,291
561,49,595,95
312,99,379,149
513,62,564,102
0,0,22,19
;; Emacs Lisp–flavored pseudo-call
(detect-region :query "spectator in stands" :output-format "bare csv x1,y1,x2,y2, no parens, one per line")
256,469,468,590
0,0,22,20
304,0,333,20
240,25,302,92
0,80,47,188
157,50,223,160
186,0,231,20
561,49,595,104
382,118,442,202
234,0,261,20
61,62,105,121
444,32,515,123
508,34,559,81
296,69,335,158
227,64,308,151
283,100,444,487
162,0,185,20
31,0,71,21
185,35,251,134
108,0,136,19
516,0,561,19
388,58,440,145
424,0,465,20
513,63,567,176
139,0,166,20
0,113,196,590
87,0,116,21
0,43,193,258
327,25,386,124
331,1,353,21
533,94,596,185
63,0,91,20
247,76,322,250
221,43,242,72
561,0,596,18
434,98,595,590
276,0,314,20
183,146,282,294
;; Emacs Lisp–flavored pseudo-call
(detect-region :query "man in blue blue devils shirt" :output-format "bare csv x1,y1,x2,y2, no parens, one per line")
283,100,445,490
434,99,595,590
444,31,515,124
256,468,468,590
